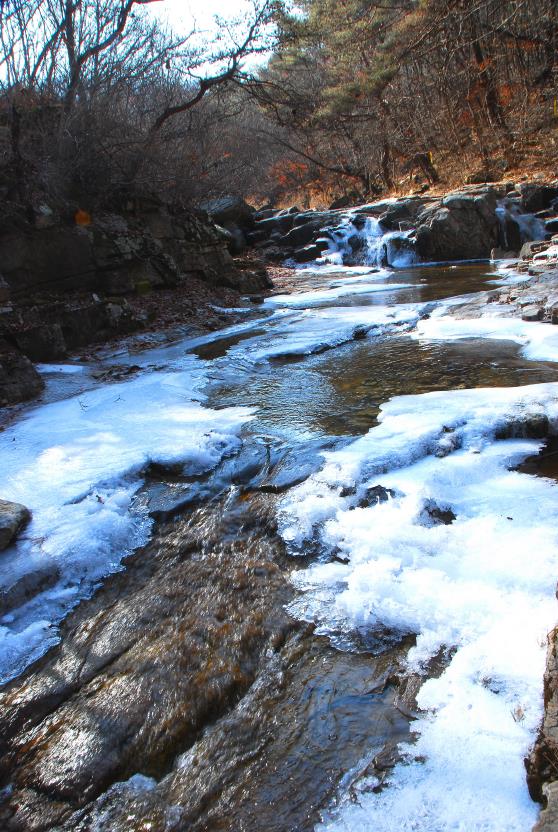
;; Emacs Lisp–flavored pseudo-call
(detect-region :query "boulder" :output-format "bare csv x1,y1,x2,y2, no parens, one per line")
0,340,44,405
280,220,323,248
521,305,544,322
222,222,247,254
0,499,31,551
378,199,425,231
520,240,550,260
15,323,67,362
527,628,558,828
293,243,326,263
517,184,558,214
415,191,499,261
255,214,296,236
198,196,255,230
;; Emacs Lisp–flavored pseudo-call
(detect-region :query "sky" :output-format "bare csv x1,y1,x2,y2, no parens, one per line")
152,0,261,39
148,0,273,70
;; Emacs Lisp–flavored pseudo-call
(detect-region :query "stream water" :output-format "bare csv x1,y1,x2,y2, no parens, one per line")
2,262,558,830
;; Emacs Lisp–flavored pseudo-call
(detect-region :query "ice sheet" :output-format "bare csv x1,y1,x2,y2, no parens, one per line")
279,383,558,831
0,358,252,683
415,313,558,363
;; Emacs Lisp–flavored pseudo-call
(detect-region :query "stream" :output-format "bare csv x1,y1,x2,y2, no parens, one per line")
2,262,558,831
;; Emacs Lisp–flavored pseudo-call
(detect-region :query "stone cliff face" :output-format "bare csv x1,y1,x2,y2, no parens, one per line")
0,203,272,405
527,628,558,831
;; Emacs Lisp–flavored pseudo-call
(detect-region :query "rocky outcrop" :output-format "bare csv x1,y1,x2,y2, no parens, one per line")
0,340,44,405
0,203,272,406
415,190,500,261
200,196,256,254
526,628,558,830
245,181,553,266
0,499,31,551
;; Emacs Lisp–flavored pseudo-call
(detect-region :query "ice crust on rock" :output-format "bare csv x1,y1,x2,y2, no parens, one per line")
264,280,414,308
415,311,558,363
279,383,558,831
0,359,252,684
227,305,424,362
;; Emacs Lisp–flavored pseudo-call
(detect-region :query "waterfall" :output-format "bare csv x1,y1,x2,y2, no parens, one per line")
495,198,546,250
319,214,418,268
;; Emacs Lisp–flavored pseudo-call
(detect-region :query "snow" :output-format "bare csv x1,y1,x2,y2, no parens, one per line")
415,313,558,363
36,363,87,374
279,383,558,831
230,304,424,361
0,359,252,684
264,281,414,308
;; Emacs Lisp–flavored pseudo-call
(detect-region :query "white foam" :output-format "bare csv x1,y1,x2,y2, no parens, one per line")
279,383,558,831
0,358,252,684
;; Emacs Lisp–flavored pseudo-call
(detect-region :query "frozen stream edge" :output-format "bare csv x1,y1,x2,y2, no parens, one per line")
1,263,558,829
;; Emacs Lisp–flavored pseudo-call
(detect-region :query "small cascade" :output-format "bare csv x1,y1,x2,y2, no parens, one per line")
319,214,418,268
496,197,546,251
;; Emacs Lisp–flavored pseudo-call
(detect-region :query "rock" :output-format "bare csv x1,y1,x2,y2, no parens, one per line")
0,566,60,616
0,340,44,405
358,485,397,508
222,222,247,255
380,234,416,267
329,194,358,209
490,248,518,260
0,274,11,304
517,183,558,214
221,261,272,293
280,220,323,248
520,240,550,260
522,305,544,322
527,628,558,825
378,199,425,231
546,219,558,234
198,196,255,230
254,214,296,236
533,782,558,832
253,208,277,221
0,499,31,550
499,215,523,253
293,243,327,263
419,499,456,526
415,190,499,261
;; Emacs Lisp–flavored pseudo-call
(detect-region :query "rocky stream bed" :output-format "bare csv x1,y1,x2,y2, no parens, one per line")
3,184,558,831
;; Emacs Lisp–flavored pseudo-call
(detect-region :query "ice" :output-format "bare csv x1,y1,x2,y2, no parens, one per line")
318,215,418,269
36,363,87,374
415,313,558,363
229,305,424,362
291,265,381,275
0,358,252,684
279,383,558,831
264,281,414,308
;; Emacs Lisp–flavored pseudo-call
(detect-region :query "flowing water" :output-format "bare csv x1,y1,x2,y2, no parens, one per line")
2,262,558,831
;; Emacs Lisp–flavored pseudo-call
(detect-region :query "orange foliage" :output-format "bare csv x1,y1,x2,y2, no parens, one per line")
74,208,91,226
269,157,310,187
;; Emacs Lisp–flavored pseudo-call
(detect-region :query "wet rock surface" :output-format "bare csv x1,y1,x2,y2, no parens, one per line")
527,628,558,829
0,488,411,832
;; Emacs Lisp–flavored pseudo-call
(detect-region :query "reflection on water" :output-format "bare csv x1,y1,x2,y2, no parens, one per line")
207,336,558,439
272,263,503,308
